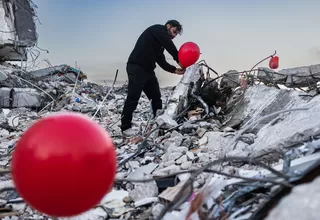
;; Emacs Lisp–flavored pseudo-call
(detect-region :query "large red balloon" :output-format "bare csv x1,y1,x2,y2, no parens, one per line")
178,42,201,68
11,112,117,217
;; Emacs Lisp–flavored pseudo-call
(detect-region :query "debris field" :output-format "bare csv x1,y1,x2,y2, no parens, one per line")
1,59,320,220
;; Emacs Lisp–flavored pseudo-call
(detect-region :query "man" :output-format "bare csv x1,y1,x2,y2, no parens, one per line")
120,20,185,137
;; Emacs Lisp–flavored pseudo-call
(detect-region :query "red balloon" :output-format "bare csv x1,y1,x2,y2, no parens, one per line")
178,42,201,68
11,112,117,217
269,56,279,69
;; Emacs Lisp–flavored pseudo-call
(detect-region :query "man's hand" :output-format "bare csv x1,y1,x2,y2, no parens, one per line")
174,68,185,75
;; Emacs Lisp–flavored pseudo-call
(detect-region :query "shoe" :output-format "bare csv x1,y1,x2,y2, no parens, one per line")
122,127,139,138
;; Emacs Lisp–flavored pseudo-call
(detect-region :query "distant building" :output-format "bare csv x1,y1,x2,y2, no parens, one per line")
0,0,37,61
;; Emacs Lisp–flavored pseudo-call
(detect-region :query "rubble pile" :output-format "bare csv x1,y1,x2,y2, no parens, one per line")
1,61,320,220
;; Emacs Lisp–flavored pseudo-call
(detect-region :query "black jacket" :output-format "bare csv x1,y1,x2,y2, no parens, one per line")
127,24,179,74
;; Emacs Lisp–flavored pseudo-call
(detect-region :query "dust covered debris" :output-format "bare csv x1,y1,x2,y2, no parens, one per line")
1,60,320,220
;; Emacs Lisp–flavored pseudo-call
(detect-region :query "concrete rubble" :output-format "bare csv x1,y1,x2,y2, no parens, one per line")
1,60,320,220
1,2,320,219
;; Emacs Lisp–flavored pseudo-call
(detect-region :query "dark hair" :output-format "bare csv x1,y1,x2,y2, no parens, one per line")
165,20,183,35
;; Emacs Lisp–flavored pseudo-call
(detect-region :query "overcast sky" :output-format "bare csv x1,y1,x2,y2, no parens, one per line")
32,0,320,86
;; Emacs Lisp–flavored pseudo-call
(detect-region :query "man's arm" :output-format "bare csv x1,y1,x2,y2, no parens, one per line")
150,26,179,63
156,53,176,73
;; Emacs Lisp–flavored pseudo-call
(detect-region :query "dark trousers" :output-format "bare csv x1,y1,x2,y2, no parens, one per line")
120,64,162,131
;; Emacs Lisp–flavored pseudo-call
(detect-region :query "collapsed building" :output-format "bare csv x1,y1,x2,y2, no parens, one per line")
1,1,320,220
0,0,37,61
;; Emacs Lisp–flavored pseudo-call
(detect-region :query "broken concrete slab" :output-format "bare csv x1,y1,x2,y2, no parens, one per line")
129,181,159,202
0,88,41,108
257,64,320,88
266,176,320,220
226,85,311,130
235,86,320,158
156,64,204,127
126,163,159,179
156,114,178,129
29,64,87,83
152,203,165,219
199,132,233,157
0,71,7,81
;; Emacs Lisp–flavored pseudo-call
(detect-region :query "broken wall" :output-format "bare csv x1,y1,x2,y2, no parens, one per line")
0,0,37,61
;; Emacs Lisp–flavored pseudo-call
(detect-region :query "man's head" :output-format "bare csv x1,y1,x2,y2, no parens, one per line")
165,20,183,39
